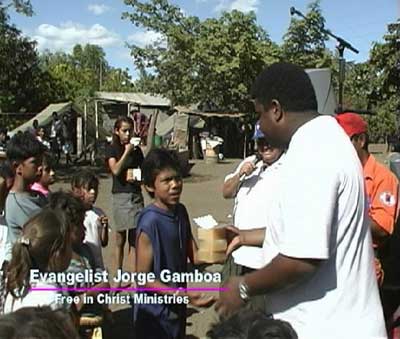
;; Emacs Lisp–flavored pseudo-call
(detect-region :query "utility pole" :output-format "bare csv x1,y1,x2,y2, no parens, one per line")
99,61,103,91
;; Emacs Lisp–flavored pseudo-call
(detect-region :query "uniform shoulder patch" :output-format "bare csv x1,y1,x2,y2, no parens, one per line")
379,191,396,207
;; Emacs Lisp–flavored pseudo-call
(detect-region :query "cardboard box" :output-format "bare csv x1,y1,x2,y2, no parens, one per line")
197,226,227,264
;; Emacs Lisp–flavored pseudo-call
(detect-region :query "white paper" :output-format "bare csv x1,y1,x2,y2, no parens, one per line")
193,215,218,229
133,168,141,181
0,224,8,267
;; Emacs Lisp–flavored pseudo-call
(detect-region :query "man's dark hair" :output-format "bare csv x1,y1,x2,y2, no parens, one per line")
70,170,99,191
141,148,182,198
6,131,46,163
207,310,297,339
0,127,7,135
251,62,318,113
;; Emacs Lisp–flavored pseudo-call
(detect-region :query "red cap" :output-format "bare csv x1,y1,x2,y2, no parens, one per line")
335,112,368,137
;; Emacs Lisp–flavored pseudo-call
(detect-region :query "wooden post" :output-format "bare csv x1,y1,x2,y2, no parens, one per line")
95,100,99,140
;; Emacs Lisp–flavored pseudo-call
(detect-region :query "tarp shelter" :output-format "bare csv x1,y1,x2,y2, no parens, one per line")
10,102,109,155
306,68,337,115
93,91,172,134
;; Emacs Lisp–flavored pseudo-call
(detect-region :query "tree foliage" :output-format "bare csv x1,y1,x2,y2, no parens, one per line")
281,0,333,68
123,0,279,111
0,6,63,112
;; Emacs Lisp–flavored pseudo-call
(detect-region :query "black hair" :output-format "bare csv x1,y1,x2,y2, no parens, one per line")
207,310,297,339
0,160,14,180
0,127,7,135
251,62,318,113
70,169,99,191
141,148,182,198
41,152,55,170
48,190,86,229
52,111,58,118
6,131,46,164
0,306,79,339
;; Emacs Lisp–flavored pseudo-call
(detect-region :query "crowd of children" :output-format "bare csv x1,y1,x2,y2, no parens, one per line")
0,117,227,339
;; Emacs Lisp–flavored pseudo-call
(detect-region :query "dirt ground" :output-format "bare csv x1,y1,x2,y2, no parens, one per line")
53,143,390,338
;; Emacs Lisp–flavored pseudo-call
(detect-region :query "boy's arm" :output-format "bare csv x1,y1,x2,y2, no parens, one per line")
137,231,215,307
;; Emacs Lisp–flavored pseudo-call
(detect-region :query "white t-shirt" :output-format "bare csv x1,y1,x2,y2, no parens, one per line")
262,116,386,339
3,280,65,314
84,207,105,270
225,154,284,269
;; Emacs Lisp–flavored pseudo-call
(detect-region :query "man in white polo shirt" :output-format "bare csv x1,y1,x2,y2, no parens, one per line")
222,121,284,311
216,62,387,339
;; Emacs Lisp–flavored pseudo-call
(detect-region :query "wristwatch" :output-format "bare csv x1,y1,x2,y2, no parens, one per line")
238,279,250,303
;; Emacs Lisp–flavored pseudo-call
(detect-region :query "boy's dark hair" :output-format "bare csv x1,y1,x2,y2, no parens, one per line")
70,170,99,190
141,148,182,198
6,131,46,164
48,190,86,228
42,152,55,170
207,310,297,339
251,62,317,113
0,306,79,339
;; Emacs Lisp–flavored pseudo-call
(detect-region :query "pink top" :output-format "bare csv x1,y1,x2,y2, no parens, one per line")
31,182,49,197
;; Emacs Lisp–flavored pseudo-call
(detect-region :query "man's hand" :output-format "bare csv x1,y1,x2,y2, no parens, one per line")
225,225,241,255
215,276,244,318
239,161,256,177
187,291,216,307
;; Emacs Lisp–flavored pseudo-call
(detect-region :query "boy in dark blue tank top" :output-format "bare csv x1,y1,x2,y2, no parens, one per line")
135,148,215,339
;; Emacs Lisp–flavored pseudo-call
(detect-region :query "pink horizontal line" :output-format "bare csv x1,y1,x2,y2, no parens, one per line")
29,287,227,292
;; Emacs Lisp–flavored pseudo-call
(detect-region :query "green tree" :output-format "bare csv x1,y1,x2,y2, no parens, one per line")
0,6,62,112
123,0,279,111
281,0,333,68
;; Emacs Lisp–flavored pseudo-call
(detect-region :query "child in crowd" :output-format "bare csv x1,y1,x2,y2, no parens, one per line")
135,148,215,339
0,306,79,339
4,132,47,260
36,126,51,149
1,208,72,313
207,310,298,339
0,162,14,270
71,170,108,270
105,116,144,282
31,152,55,197
48,191,110,337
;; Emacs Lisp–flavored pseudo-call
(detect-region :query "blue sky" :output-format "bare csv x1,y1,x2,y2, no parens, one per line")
9,0,399,79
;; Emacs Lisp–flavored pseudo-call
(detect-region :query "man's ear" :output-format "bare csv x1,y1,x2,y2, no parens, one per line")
270,99,284,123
12,161,22,176
359,133,367,148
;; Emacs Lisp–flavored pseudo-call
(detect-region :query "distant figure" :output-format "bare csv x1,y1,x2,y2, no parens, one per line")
61,114,73,165
0,128,8,154
49,112,62,163
36,126,51,149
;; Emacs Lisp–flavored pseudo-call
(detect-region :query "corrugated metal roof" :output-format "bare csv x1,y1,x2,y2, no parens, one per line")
94,92,171,107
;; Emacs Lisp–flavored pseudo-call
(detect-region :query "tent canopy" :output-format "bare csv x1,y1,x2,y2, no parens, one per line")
94,92,170,107
10,102,109,139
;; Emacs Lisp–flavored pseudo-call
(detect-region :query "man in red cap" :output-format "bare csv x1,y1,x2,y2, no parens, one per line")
336,112,399,286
